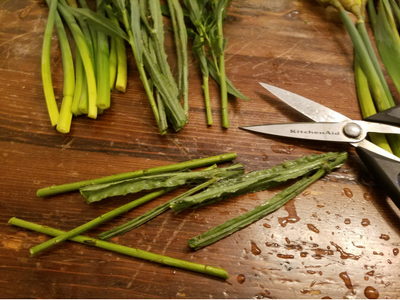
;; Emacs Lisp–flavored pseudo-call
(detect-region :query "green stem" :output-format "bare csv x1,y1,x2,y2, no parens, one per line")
58,0,97,119
367,0,377,27
356,21,395,107
203,74,212,125
53,9,75,133
120,6,163,133
105,6,127,93
354,54,393,153
78,72,88,114
30,188,174,255
9,217,229,279
109,35,117,90
95,0,110,110
168,0,189,113
36,153,237,197
340,11,392,111
216,9,228,128
99,170,218,240
188,168,327,250
71,47,83,116
42,0,60,126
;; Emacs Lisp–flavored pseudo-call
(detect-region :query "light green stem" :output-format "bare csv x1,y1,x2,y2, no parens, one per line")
9,217,229,279
30,188,173,255
36,153,237,197
42,0,60,126
54,9,75,133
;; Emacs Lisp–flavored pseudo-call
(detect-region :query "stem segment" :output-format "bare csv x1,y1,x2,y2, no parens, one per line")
36,153,237,197
9,217,229,279
30,188,173,255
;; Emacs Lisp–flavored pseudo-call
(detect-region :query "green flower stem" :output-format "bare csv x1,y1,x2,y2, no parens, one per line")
95,0,110,110
53,9,75,133
58,0,97,119
36,153,237,197
9,217,229,279
367,0,377,27
42,0,60,126
30,188,174,255
203,74,212,125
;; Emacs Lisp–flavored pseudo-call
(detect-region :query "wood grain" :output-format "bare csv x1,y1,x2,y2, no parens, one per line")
1,0,400,298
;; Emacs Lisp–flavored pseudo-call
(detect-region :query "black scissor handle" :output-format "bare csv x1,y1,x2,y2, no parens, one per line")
356,147,400,209
365,106,400,126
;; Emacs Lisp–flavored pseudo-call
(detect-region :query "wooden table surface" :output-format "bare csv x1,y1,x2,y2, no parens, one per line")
1,0,400,298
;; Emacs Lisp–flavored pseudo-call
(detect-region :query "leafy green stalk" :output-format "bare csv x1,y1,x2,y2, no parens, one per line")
53,9,75,133
36,152,237,197
193,35,212,125
58,0,98,119
30,188,174,255
214,0,229,128
354,54,393,153
9,217,229,279
168,0,189,113
188,152,347,250
189,170,323,250
79,164,244,203
121,0,163,133
42,0,60,126
98,167,218,240
171,152,347,213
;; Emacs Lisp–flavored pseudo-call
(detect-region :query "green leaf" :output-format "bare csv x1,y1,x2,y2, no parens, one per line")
69,7,129,41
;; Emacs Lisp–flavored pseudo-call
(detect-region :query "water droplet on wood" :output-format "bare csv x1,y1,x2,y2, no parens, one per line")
361,219,370,227
364,286,379,299
237,274,246,284
343,188,353,198
251,241,262,255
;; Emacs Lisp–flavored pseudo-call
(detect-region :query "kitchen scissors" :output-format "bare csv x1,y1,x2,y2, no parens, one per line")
240,82,400,208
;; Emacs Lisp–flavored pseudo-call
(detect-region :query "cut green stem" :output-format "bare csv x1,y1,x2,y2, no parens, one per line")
188,152,347,250
42,0,60,126
58,0,97,119
30,188,174,255
9,217,229,279
99,169,218,241
36,153,237,197
53,8,75,133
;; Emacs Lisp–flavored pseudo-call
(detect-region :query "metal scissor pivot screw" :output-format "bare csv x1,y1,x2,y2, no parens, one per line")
343,122,362,139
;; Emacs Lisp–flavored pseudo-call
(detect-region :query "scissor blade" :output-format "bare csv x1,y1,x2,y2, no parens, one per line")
240,122,362,142
352,140,400,162
259,82,350,123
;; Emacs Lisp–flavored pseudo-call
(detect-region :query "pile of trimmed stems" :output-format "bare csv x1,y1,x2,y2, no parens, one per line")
42,0,128,134
181,0,249,127
43,0,247,134
316,0,400,156
10,151,346,276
